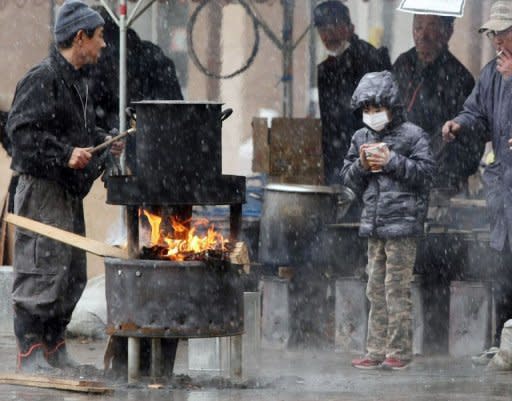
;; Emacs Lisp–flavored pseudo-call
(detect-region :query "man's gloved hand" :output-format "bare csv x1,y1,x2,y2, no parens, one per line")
106,128,125,157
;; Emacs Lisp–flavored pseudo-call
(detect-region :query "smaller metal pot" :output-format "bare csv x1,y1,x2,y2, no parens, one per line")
258,184,336,266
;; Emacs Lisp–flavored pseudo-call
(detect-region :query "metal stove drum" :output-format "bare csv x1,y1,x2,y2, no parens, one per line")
105,101,246,381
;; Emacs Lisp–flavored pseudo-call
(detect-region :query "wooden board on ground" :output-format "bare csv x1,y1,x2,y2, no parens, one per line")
0,373,111,394
5,213,129,259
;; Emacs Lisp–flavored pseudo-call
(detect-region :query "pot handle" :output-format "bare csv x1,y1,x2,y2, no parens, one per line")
220,108,233,122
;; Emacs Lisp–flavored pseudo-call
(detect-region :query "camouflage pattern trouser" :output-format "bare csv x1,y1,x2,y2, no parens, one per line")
366,237,417,361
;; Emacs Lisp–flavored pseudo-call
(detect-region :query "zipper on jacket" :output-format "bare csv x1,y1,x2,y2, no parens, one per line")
372,178,380,236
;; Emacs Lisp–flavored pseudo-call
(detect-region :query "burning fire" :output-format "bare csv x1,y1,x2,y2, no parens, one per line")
142,209,228,261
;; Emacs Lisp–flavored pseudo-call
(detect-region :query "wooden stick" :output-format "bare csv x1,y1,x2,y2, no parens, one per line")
5,213,129,259
0,373,111,394
90,128,136,154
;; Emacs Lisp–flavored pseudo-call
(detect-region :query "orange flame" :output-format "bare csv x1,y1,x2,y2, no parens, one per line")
142,209,227,261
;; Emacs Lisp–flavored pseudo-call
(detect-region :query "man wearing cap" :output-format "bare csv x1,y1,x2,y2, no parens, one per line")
7,0,122,373
442,0,512,353
314,0,391,188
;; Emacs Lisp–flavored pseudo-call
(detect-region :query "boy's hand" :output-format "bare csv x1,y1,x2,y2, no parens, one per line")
366,144,390,170
359,144,372,170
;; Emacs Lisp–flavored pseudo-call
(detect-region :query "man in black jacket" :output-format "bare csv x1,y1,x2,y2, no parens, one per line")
90,6,183,173
314,0,391,186
7,0,122,373
393,14,486,355
393,14,483,194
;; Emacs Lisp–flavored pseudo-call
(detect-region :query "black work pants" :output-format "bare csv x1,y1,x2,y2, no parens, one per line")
12,176,87,352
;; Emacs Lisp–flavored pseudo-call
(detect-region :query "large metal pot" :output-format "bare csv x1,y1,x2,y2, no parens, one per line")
132,100,230,199
258,184,336,266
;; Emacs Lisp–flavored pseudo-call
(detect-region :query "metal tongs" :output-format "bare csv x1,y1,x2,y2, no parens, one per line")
90,127,136,154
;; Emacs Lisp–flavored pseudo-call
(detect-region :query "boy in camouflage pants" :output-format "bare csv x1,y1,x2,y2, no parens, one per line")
341,71,435,370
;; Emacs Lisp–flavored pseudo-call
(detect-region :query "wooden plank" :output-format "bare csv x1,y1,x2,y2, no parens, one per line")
5,213,129,259
270,118,323,179
0,373,111,394
230,241,250,274
252,117,270,173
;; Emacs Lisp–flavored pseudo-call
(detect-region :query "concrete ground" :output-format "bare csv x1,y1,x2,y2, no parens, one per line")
0,335,511,401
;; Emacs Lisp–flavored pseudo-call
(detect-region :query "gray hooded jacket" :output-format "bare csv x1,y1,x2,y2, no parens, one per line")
341,71,436,238
453,59,512,251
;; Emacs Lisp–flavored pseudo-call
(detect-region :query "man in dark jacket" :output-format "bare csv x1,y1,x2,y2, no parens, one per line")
90,6,183,172
342,71,435,370
443,0,512,350
314,0,391,186
393,14,483,194
7,0,122,373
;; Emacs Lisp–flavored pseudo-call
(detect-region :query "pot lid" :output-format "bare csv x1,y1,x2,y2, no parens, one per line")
265,183,334,194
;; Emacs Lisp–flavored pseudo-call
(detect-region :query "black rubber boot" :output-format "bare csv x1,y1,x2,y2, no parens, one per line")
46,341,80,369
17,343,57,374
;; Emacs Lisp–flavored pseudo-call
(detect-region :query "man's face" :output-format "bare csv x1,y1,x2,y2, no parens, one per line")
317,23,353,52
80,26,106,65
489,26,512,55
413,15,451,64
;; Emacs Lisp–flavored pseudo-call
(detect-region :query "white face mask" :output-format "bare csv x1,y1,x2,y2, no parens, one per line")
363,111,389,132
326,40,350,57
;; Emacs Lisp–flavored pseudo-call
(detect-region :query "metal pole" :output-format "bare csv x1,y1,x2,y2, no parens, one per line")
308,0,317,117
151,1,159,44
127,337,141,383
119,0,128,172
282,0,294,117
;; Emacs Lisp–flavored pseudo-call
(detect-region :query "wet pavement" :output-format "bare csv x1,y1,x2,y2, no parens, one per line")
0,335,511,400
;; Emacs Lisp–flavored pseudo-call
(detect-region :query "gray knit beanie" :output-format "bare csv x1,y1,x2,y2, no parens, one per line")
54,0,105,43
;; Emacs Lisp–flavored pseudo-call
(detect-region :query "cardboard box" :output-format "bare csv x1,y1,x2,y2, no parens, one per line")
252,117,324,185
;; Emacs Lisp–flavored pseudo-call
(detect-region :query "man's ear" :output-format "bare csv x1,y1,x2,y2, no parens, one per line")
75,29,85,45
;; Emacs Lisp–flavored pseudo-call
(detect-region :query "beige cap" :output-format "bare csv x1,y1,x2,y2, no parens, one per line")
479,1,512,33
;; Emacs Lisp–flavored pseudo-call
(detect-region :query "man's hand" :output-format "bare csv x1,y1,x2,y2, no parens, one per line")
68,147,92,169
442,120,461,142
105,135,125,157
497,48,512,79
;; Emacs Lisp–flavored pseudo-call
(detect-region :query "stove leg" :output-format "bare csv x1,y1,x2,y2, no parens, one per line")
128,337,141,383
161,338,179,377
229,203,242,241
151,338,162,378
108,336,128,378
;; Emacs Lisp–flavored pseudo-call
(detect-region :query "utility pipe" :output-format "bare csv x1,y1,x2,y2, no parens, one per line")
119,0,128,172
282,0,294,117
